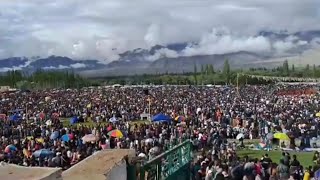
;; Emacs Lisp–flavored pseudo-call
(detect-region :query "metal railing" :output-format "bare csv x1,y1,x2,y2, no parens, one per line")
139,140,193,180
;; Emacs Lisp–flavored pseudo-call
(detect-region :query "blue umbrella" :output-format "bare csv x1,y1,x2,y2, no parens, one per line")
9,114,20,121
70,116,78,125
33,149,54,158
61,134,70,142
152,113,172,122
50,131,59,140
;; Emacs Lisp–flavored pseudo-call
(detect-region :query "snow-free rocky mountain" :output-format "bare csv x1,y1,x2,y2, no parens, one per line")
1,30,320,77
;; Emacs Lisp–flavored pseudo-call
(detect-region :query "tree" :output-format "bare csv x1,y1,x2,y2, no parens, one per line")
200,65,205,74
193,64,198,85
291,64,295,72
306,64,310,71
208,64,215,74
223,59,230,84
282,60,289,75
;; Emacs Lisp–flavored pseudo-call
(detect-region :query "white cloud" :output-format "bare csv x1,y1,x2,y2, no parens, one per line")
0,0,319,62
70,63,86,69
181,28,272,56
147,48,179,61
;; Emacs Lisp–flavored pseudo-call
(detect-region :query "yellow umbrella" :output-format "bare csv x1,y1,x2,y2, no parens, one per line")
36,138,44,144
26,136,34,140
316,112,320,117
274,133,290,140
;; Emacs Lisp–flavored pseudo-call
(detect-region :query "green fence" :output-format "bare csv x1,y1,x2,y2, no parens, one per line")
138,140,193,180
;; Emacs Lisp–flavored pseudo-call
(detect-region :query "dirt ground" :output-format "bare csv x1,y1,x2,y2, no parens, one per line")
62,149,135,180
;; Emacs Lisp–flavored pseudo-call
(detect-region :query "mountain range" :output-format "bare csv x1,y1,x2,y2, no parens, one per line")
1,30,320,77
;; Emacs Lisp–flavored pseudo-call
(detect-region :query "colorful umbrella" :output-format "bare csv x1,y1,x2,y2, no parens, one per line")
259,143,266,148
5,145,17,153
174,116,185,122
33,149,54,158
274,133,290,140
107,129,124,138
82,134,99,142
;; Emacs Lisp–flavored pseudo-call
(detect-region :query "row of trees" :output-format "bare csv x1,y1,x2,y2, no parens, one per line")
0,70,94,89
102,60,320,85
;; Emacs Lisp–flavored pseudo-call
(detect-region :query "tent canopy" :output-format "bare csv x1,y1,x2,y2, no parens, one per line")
152,113,172,122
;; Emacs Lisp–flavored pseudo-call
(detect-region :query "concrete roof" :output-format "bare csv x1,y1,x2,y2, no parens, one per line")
0,162,62,180
62,149,135,180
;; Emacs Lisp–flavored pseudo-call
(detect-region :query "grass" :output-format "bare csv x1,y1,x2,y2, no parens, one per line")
237,150,314,168
60,118,149,127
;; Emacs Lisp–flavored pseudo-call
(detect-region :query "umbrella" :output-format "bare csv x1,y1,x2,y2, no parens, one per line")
236,133,244,140
138,153,147,158
316,112,320,117
50,131,59,140
52,113,59,118
174,116,185,122
107,129,124,138
33,149,54,158
26,136,34,140
258,143,266,148
109,116,118,123
36,138,44,144
274,133,290,140
4,145,17,153
61,134,70,142
82,134,99,142
266,133,274,140
9,114,20,121
152,113,172,122
70,116,78,125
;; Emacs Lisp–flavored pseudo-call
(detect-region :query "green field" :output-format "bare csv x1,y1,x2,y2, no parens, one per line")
237,150,314,168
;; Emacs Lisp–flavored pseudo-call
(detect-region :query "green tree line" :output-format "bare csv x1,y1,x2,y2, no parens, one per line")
0,70,94,90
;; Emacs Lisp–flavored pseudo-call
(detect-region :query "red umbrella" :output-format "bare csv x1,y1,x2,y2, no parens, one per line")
39,113,45,120
51,113,59,118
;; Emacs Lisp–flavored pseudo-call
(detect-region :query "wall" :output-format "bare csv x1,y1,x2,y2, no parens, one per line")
105,159,127,180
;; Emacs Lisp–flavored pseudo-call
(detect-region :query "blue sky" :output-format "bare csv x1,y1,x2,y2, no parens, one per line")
0,0,319,61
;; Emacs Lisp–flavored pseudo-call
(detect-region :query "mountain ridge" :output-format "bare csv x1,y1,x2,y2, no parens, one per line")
0,30,320,76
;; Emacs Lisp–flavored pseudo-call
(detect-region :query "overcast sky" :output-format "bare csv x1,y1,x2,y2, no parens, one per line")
0,0,319,61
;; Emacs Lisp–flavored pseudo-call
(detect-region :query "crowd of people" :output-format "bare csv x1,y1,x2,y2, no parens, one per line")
0,84,320,179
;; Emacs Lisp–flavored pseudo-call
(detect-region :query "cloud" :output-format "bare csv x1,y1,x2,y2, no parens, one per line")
181,28,272,56
0,0,319,62
146,48,179,61
43,63,87,70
